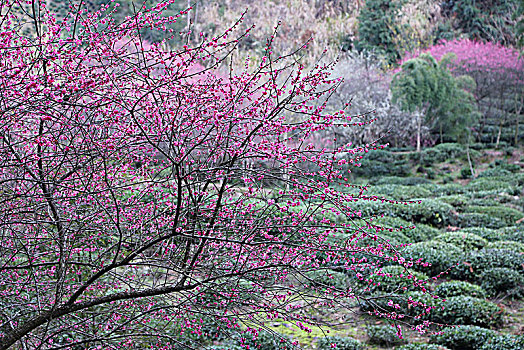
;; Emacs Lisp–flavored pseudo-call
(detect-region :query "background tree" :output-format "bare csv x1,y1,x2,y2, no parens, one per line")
0,0,432,349
401,39,524,146
354,0,405,64
391,53,477,152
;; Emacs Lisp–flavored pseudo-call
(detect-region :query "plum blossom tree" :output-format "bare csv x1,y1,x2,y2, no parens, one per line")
0,0,435,349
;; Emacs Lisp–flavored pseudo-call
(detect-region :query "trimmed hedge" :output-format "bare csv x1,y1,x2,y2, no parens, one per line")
402,241,462,276
367,266,429,293
360,291,442,321
304,270,349,290
463,206,523,226
450,249,524,281
479,335,524,350
397,344,450,350
229,330,294,350
456,213,507,230
434,232,487,251
317,336,363,350
485,241,524,253
434,281,487,299
479,268,524,298
431,296,503,328
367,325,406,346
430,326,497,350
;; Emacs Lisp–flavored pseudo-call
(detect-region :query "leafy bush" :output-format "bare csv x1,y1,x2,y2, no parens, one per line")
434,232,487,251
496,226,524,243
229,330,294,350
478,168,513,178
451,249,524,281
360,291,442,321
373,216,440,242
367,266,428,293
430,326,497,350
485,241,524,253
434,281,487,299
459,228,499,242
367,325,406,346
431,296,503,328
402,241,462,276
479,335,524,350
317,336,363,350
464,206,524,226
479,268,523,298
397,344,450,350
465,179,516,195
437,195,469,209
456,213,507,230
375,176,431,186
372,184,433,201
304,270,349,290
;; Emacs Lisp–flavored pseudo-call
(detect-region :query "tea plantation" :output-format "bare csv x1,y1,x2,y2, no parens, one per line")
208,143,524,349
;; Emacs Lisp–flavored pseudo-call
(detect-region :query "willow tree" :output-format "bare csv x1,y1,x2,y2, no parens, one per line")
391,53,477,152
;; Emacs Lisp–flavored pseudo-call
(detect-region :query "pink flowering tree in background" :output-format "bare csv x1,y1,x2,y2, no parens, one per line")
0,0,438,348
400,39,524,145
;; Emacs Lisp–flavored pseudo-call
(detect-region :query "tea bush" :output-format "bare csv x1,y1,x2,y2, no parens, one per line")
317,336,363,350
304,270,349,290
397,344,451,350
485,241,524,253
430,326,497,350
464,206,524,226
479,268,523,298
456,213,507,230
402,241,462,276
431,296,503,328
451,249,524,281
479,335,524,350
434,281,487,299
367,266,429,293
367,325,406,346
434,232,487,251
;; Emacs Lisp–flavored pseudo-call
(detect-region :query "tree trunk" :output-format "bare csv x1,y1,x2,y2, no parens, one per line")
416,112,422,152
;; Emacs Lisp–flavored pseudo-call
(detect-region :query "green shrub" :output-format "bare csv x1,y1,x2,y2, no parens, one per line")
465,179,516,194
456,213,507,230
317,336,363,350
437,195,469,209
229,330,294,350
304,270,349,290
430,183,466,196
431,296,503,328
464,206,524,226
479,335,524,350
479,268,523,298
367,266,428,293
372,184,433,201
450,249,524,281
402,241,462,276
459,228,499,242
434,232,487,251
430,326,497,350
496,226,524,243
478,168,513,178
208,346,243,350
360,291,442,321
397,344,450,350
375,176,431,186
434,281,487,299
367,325,406,346
373,216,440,242
485,241,524,253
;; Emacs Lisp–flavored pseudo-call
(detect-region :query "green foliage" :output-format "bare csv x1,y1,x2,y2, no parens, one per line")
229,330,294,350
465,179,517,194
373,216,440,242
402,241,462,276
496,226,524,243
434,232,487,251
430,326,498,350
367,325,406,346
420,143,472,166
456,213,507,230
371,184,433,201
397,344,450,350
479,268,524,298
485,241,524,253
375,176,432,186
355,0,404,63
450,249,524,281
391,54,477,144
304,270,349,290
360,291,442,321
317,336,363,350
464,206,524,226
479,334,524,350
437,195,469,209
434,281,487,299
431,296,503,328
367,266,428,293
